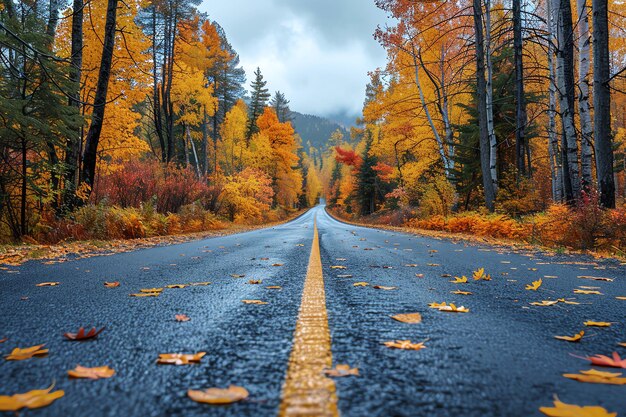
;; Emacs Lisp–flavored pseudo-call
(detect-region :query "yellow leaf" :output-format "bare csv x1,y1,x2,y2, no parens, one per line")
450,276,467,284
331,265,347,269
584,321,611,327
539,398,617,417
140,288,163,293
472,268,485,280
0,384,64,412
531,300,559,306
241,300,267,305
68,365,115,379
526,278,542,291
324,364,359,377
554,331,584,342
166,284,187,289
266,286,282,290
574,289,603,295
383,340,427,350
616,296,626,300
189,282,211,286
130,292,160,297
390,313,422,324
187,385,249,405
437,303,469,313
563,370,626,385
36,282,59,287
157,352,206,365
353,282,369,287
5,344,48,361
451,290,472,295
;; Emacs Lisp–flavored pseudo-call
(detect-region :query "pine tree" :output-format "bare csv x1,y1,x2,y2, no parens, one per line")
270,91,292,123
356,131,380,215
246,67,271,143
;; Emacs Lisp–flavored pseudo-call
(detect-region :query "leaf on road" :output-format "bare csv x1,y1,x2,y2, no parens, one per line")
331,265,347,269
248,279,262,284
450,276,467,284
188,385,249,405
353,282,369,287
427,263,439,267
5,344,48,361
241,300,267,305
405,264,418,267
531,300,559,306
525,279,542,291
383,340,427,351
577,352,626,368
166,284,187,289
619,342,626,348
472,268,491,281
390,313,422,324
452,290,472,295
336,258,347,261
437,303,469,313
584,321,611,327
140,288,163,293
0,384,64,412
539,398,617,417
175,314,190,322
616,296,626,300
64,327,105,341
373,285,398,290
230,274,245,278
554,331,584,342
68,365,115,379
563,369,626,385
36,282,59,287
0,338,6,343
130,292,160,297
574,289,603,295
578,276,614,282
189,281,211,286
415,274,424,278
441,273,451,277
324,364,359,377
337,274,353,278
272,263,283,267
104,281,120,288
157,352,206,365
266,285,282,290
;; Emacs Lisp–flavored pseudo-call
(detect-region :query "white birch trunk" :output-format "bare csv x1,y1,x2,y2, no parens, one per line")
547,0,563,201
485,0,498,192
576,0,593,187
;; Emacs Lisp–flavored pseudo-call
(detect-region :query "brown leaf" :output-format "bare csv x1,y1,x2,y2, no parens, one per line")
0,338,7,343
324,364,359,377
68,365,115,379
383,340,427,350
272,263,283,267
166,284,187,289
0,384,64,412
64,327,105,341
175,314,190,322
5,344,48,361
241,300,267,305
104,281,120,288
390,313,422,324
187,385,249,405
36,282,59,287
248,279,262,284
157,352,206,365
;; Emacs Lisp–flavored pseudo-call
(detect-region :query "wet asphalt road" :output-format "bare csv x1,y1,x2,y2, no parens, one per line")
1,204,626,416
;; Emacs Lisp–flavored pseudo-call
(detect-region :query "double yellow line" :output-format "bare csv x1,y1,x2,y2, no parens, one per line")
278,218,339,417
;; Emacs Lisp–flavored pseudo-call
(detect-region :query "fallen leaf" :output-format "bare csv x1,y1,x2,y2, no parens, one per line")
574,289,603,295
130,292,160,297
331,265,347,269
584,321,611,327
0,338,6,343
383,340,427,350
390,313,422,324
248,279,262,284
187,385,249,405
324,364,359,377
526,278,542,291
531,300,559,306
140,288,163,293
616,296,626,300
0,384,64,412
427,263,440,266
64,327,105,341
230,274,245,278
405,264,418,267
437,303,470,313
266,285,282,290
189,281,211,286
578,352,626,368
36,282,59,287
472,268,491,281
5,344,48,361
166,284,187,289
441,273,451,277
353,282,369,287
272,263,283,267
241,300,267,305
539,398,617,417
337,274,353,278
578,275,614,282
68,365,115,379
336,258,347,261
104,281,120,288
450,276,467,284
563,369,626,385
157,352,206,365
554,331,584,342
175,314,190,322
373,285,398,290
452,290,472,295
415,274,424,278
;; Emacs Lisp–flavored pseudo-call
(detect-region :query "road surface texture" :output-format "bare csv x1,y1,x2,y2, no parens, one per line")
1,204,625,416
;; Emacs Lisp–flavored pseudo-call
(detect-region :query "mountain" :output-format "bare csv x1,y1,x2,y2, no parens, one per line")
291,111,349,151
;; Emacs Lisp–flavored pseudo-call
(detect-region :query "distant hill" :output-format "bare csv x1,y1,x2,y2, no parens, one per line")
291,111,349,151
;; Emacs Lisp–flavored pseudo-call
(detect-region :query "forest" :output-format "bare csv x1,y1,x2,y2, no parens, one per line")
1,0,626,254
323,0,626,253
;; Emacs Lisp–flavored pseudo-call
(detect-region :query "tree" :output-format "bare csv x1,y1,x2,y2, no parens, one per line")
245,67,271,143
270,91,292,123
355,132,381,215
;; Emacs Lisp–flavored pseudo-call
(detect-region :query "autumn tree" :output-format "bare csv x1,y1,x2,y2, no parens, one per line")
246,67,271,143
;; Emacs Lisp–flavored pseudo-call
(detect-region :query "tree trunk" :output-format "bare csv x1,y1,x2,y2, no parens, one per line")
484,0,498,192
513,0,529,178
592,0,615,207
202,106,208,177
547,0,563,201
81,0,118,193
473,0,496,212
577,0,593,188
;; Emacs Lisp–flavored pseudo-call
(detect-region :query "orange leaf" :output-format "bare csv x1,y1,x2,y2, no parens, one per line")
390,313,422,324
4,344,48,361
175,314,190,322
187,385,249,404
64,327,105,341
563,369,626,385
68,365,115,379
248,280,262,284
272,263,283,267
539,398,617,417
0,384,64,412
241,300,267,305
383,340,427,350
104,281,120,288
554,331,584,342
140,288,163,293
579,352,626,368
157,352,206,365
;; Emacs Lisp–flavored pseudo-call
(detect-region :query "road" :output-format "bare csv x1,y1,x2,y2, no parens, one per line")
1,204,625,416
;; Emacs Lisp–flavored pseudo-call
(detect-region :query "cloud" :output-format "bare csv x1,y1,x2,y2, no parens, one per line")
199,0,388,120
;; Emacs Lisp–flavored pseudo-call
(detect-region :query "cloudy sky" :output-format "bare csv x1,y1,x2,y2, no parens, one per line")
198,0,389,124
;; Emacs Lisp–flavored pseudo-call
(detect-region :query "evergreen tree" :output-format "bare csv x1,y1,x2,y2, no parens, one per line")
355,131,380,215
270,91,292,123
246,67,270,143
328,161,342,206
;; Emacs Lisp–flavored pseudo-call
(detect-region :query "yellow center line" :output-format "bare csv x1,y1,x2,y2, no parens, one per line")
278,217,339,417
